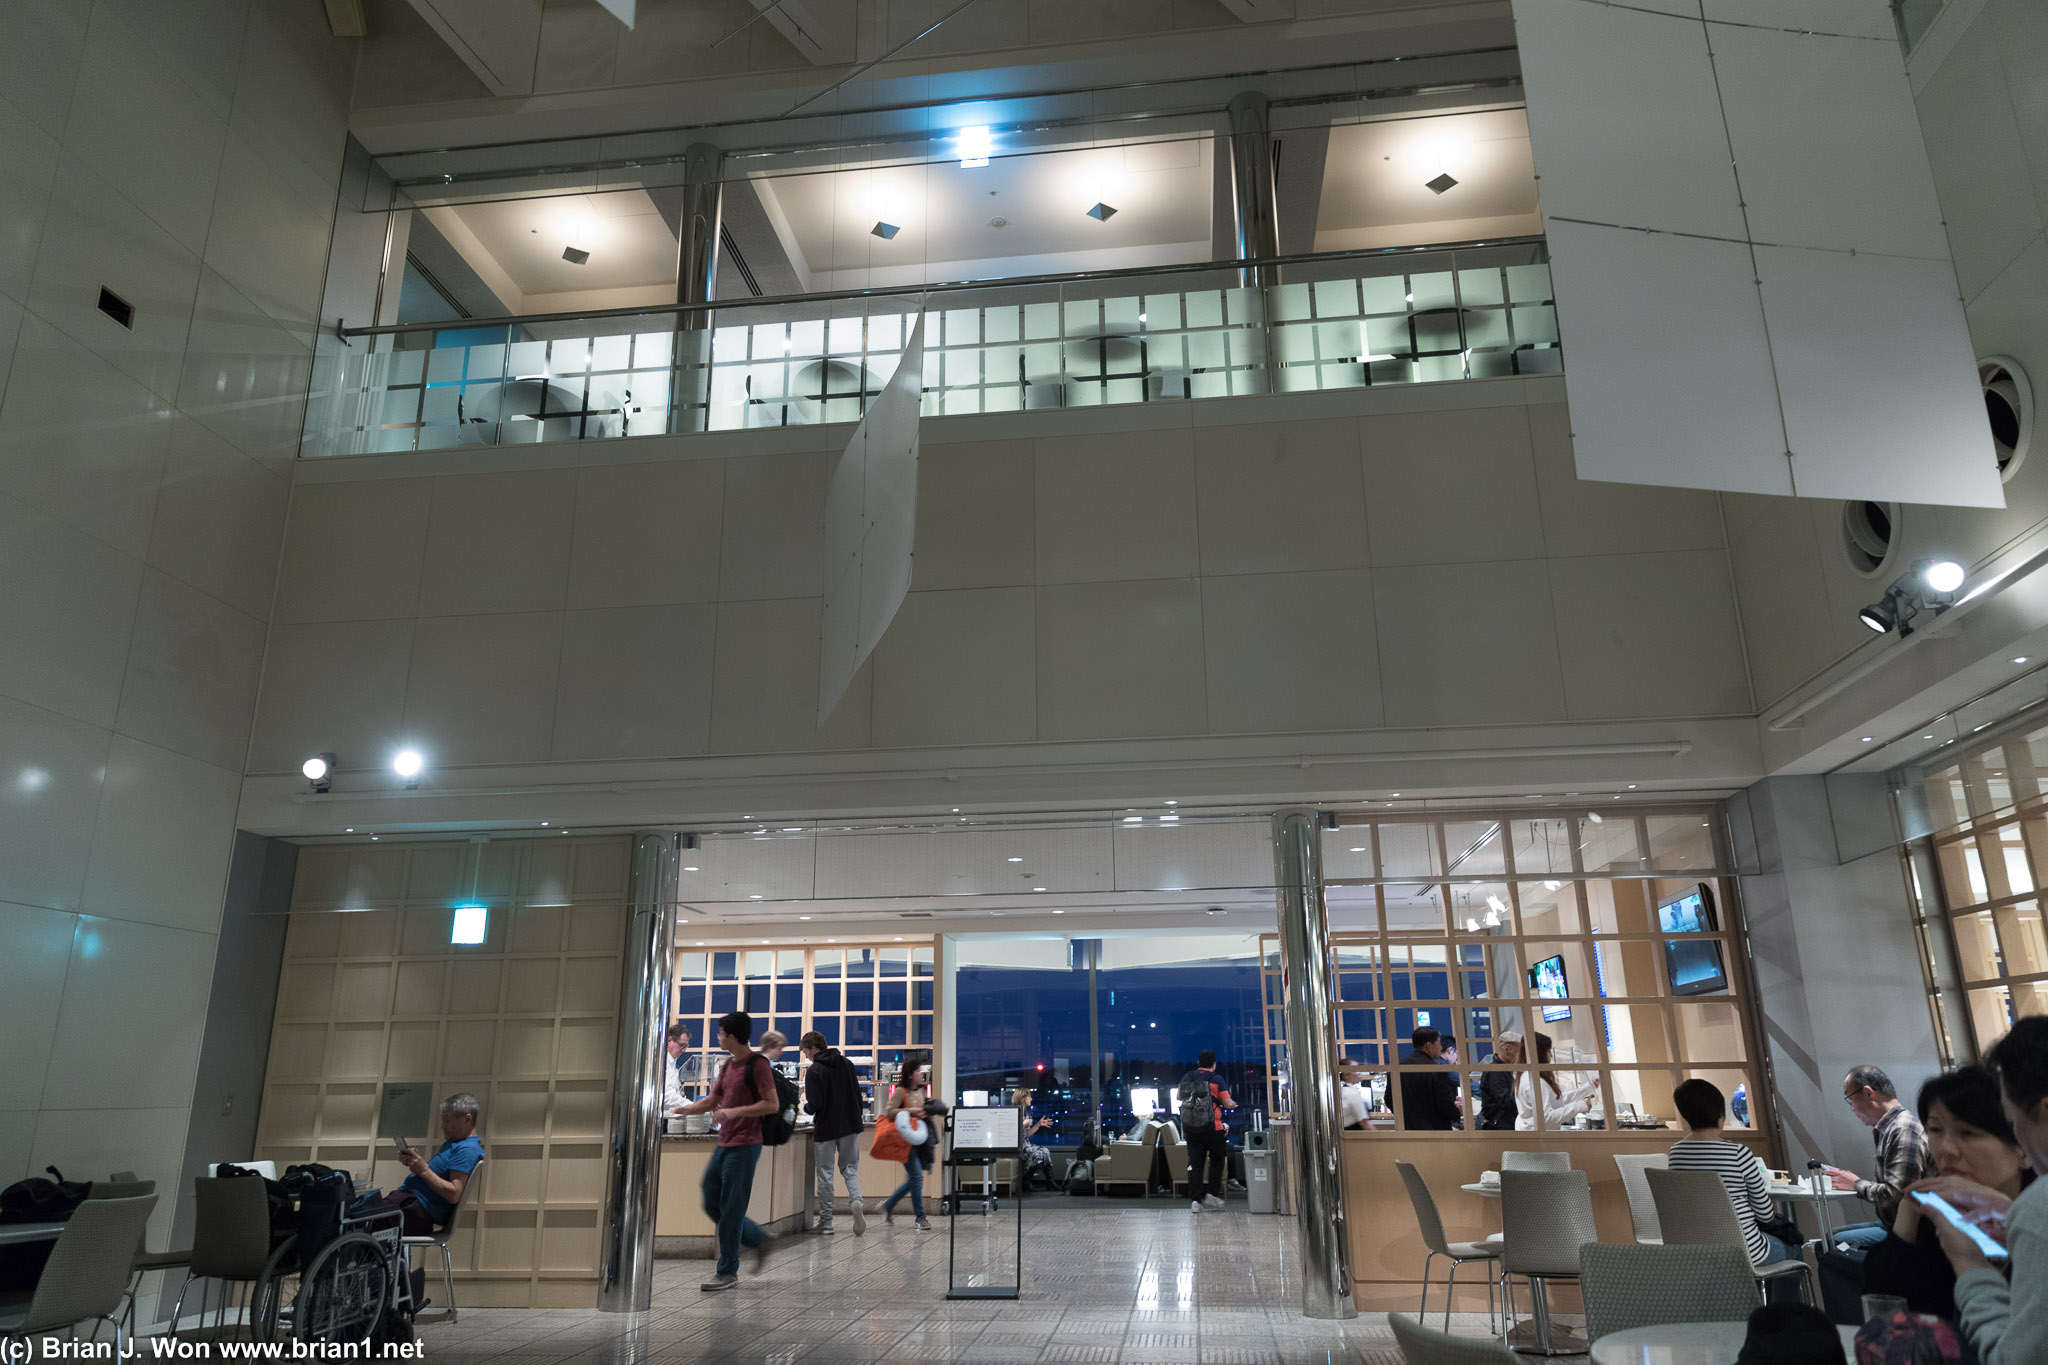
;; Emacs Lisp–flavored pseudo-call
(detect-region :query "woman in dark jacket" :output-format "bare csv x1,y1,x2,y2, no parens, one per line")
1862,1065,2031,1321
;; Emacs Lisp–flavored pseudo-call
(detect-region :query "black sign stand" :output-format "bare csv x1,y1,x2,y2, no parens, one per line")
943,1123,1023,1299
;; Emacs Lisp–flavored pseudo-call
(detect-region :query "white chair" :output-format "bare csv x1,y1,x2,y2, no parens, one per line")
1389,1311,1519,1364
402,1154,483,1322
0,1194,157,1358
1500,1169,1598,1356
1395,1160,1501,1332
1612,1153,1668,1244
1501,1151,1571,1172
1578,1242,1759,1342
1646,1167,1817,1306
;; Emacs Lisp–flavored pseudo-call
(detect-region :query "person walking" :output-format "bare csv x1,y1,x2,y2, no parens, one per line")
879,1061,936,1230
1180,1050,1236,1212
672,1011,781,1291
800,1031,865,1236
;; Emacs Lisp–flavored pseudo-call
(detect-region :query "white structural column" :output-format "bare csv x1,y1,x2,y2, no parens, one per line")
1513,0,2001,508
818,312,926,724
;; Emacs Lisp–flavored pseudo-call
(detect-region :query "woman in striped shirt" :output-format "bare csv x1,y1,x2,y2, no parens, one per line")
1668,1079,1801,1295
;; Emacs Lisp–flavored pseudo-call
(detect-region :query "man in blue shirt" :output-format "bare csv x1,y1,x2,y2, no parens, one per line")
385,1092,485,1236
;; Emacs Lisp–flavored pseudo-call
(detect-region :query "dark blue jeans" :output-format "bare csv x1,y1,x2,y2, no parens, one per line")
701,1142,766,1276
882,1152,925,1219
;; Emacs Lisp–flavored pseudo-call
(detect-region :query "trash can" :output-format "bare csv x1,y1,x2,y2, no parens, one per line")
1244,1149,1278,1213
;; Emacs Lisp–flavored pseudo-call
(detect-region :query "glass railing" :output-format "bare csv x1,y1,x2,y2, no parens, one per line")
304,240,1558,458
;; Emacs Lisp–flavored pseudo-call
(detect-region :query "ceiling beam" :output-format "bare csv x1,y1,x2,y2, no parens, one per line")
402,0,543,97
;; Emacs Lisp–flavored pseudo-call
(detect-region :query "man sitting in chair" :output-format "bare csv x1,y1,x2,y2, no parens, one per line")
384,1092,484,1236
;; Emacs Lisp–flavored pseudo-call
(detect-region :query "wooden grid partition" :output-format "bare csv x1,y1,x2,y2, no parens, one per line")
255,835,632,1308
1259,807,1765,1139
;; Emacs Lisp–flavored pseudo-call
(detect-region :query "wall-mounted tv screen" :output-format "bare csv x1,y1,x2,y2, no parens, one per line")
1528,954,1572,1023
1658,883,1729,997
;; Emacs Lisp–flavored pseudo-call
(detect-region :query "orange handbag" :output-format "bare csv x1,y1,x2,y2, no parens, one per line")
870,1118,911,1163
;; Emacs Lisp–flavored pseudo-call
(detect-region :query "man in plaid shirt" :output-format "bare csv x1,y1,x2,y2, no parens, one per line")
1823,1064,1929,1249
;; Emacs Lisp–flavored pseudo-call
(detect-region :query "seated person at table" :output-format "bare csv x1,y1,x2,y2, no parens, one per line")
1668,1079,1801,1298
384,1092,484,1236
1823,1064,1929,1248
1860,1066,2031,1322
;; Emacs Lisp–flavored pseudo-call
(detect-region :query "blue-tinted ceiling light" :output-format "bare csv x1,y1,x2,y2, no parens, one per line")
871,221,900,239
1086,202,1117,222
451,905,488,945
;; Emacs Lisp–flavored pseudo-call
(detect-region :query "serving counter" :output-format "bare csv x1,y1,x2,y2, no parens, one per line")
652,1124,939,1256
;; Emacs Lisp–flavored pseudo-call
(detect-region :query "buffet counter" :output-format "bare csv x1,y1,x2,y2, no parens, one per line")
653,1125,939,1255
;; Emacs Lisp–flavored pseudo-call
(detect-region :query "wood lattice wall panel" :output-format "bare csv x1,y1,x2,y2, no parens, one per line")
256,835,632,1308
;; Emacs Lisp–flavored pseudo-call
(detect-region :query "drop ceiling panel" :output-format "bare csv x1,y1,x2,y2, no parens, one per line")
1545,219,1791,495
1710,23,1950,258
1755,244,2002,507
1314,110,1541,250
1511,0,1746,238
811,823,1115,900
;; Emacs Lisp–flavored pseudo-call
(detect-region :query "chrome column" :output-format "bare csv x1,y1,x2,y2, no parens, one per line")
1227,91,1280,288
598,831,679,1313
1273,810,1356,1320
674,143,723,432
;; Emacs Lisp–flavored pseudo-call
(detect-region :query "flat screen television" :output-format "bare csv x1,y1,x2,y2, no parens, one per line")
1658,883,1730,997
1528,954,1572,1023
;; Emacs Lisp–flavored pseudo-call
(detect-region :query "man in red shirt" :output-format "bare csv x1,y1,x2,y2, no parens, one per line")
672,1011,781,1291
1181,1050,1236,1212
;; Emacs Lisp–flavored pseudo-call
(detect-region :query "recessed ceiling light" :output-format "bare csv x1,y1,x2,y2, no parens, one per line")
871,221,900,239
561,246,590,265
345,827,354,833
1627,785,1637,790
749,894,763,900
1348,846,1366,853
1163,800,1177,805
1007,857,1023,862
893,936,903,941
1034,887,1047,892
1426,172,1459,194
952,808,961,813
2016,656,2031,664
1390,793,1401,798
1861,736,1876,743
683,866,699,872
1923,735,1935,740
1085,202,1117,221
1051,908,1064,913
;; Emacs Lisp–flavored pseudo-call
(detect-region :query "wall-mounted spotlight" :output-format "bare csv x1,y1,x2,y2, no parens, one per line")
1085,202,1118,222
302,752,335,793
1860,558,1968,638
392,748,424,788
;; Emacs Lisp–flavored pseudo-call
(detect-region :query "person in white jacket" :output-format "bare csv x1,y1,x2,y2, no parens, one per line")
1513,1030,1600,1131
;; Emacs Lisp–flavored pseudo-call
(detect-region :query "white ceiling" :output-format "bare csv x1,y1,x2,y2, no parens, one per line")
1314,108,1541,249
755,136,1216,288
432,189,678,310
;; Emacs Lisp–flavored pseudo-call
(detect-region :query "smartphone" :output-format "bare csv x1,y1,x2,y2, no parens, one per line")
1913,1190,2010,1260
395,1134,413,1155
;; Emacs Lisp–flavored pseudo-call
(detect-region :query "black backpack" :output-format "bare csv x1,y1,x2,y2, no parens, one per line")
760,1063,801,1148
0,1167,90,1225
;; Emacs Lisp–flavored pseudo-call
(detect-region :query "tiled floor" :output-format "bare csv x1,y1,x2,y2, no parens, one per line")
417,1199,1505,1364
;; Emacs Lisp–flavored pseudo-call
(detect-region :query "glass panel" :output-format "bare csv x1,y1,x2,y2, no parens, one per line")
1326,884,1381,932
1680,1068,1758,1131
1521,942,1595,1006
1452,941,1506,1000
1672,1000,1746,1062
1378,824,1442,878
1446,882,1514,934
1512,817,1576,876
1602,1004,1671,1067
1384,885,1446,935
1444,821,1507,876
1645,816,1715,871
1579,815,1644,873
1953,910,2003,981
1519,879,1584,934
1995,901,2048,977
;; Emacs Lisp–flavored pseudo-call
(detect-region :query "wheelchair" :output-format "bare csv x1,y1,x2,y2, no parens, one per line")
251,1204,418,1345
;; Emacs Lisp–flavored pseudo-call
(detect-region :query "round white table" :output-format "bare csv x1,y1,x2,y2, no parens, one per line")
0,1222,66,1247
1461,1182,1501,1197
1767,1181,1864,1241
1591,1321,1859,1364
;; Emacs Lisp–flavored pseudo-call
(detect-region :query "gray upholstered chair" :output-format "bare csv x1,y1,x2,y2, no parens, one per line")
1499,1169,1598,1356
1395,1160,1501,1331
1389,1311,1519,1365
1093,1123,1162,1197
1578,1242,1761,1341
0,1194,157,1357
1501,1151,1572,1172
1645,1166,1816,1305
402,1154,484,1322
1612,1153,1667,1244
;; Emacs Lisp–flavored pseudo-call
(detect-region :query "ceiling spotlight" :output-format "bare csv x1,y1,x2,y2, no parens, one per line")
1858,602,1896,634
956,125,992,168
392,748,424,787
1007,857,1023,863
561,246,590,265
871,221,900,239
1206,907,1228,915
1425,172,1459,195
1860,736,1876,743
1923,560,1966,594
1085,202,1118,222
302,752,335,792
2016,656,2032,665
1543,880,1562,891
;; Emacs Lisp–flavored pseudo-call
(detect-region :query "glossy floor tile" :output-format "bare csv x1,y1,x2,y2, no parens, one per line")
416,1200,1509,1364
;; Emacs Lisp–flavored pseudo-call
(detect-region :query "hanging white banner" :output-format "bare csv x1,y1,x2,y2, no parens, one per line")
818,310,925,724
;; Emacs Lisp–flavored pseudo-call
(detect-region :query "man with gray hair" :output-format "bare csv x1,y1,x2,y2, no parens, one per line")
385,1091,485,1237
1822,1064,1927,1249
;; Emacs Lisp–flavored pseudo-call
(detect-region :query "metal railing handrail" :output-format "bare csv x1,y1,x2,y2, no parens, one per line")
337,236,1548,339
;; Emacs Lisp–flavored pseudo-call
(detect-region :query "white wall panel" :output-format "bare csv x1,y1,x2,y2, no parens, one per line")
1701,0,1894,41
1544,219,1791,495
1513,0,1744,238
1754,244,2002,506
1711,24,1950,258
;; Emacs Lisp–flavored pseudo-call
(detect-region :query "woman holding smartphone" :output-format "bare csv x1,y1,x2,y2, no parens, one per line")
1926,1016,2048,1365
1862,1067,2030,1320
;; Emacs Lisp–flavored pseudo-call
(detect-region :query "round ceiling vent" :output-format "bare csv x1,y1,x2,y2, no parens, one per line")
1981,355,2033,484
1841,499,1900,577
